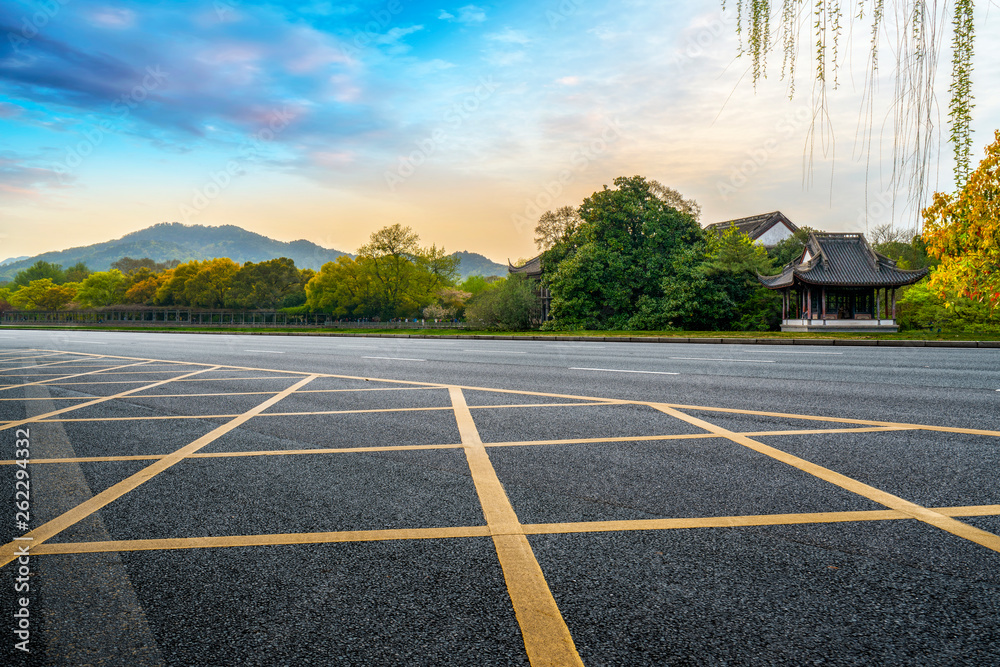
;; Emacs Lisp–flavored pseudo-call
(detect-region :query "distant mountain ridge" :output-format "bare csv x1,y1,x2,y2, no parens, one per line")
0,222,507,281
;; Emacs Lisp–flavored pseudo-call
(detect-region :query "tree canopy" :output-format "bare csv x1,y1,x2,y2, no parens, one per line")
922,129,1000,308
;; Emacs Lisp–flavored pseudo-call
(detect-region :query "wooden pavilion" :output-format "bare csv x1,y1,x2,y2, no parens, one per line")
758,232,928,332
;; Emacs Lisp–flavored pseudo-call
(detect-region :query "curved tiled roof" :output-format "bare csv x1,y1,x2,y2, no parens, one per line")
758,232,928,288
508,254,542,277
705,211,798,243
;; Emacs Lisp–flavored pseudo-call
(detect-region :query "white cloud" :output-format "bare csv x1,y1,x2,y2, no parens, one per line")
488,28,530,45
437,10,455,20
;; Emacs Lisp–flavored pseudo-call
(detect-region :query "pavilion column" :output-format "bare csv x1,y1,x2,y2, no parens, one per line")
806,287,812,322
781,289,787,320
821,287,826,319
891,289,897,319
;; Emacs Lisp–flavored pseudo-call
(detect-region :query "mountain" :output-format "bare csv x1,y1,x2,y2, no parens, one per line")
452,251,507,280
0,223,349,281
0,222,510,283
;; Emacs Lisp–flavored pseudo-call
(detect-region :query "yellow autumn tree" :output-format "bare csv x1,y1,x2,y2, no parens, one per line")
922,130,1000,309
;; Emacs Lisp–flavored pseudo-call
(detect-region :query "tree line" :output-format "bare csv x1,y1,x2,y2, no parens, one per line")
2,131,996,332
0,224,513,322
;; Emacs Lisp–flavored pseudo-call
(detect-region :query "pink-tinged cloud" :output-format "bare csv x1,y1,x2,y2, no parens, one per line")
310,150,355,167
88,7,137,29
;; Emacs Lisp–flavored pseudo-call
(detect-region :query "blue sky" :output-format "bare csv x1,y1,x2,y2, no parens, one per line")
1,0,998,262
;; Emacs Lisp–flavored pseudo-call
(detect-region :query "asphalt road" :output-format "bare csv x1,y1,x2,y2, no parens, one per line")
1,329,998,666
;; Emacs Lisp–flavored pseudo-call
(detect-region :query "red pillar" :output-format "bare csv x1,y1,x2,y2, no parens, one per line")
806,287,812,321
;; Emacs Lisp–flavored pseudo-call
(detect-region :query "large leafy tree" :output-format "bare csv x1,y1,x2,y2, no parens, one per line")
75,270,129,307
922,129,1000,308
543,176,704,329
228,258,308,309
184,258,240,308
9,279,77,310
13,261,65,286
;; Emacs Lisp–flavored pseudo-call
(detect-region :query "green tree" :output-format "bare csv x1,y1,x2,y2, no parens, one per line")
9,279,77,310
534,206,582,251
228,258,307,309
14,261,65,286
464,275,539,330
184,258,240,308
155,260,205,305
75,270,128,307
64,262,91,283
543,176,704,329
305,256,380,317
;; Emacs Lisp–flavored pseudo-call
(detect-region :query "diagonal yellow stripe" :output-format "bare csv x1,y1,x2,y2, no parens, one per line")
0,359,153,393
0,365,222,431
652,404,1000,554
0,374,318,568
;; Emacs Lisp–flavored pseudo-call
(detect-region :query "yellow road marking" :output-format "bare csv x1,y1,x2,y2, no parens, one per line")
14,401,625,424
0,359,153,393
0,374,318,568
0,427,921,465
44,376,305,386
0,352,69,363
657,402,1000,438
524,504,1000,534
0,358,106,373
0,366,222,432
652,404,1000,554
29,526,492,555
450,387,583,667
17,505,1000,557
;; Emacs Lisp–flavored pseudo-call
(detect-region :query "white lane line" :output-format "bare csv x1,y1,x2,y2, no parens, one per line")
462,350,527,354
670,357,775,363
571,367,679,375
752,350,843,355
244,350,285,354
362,356,426,362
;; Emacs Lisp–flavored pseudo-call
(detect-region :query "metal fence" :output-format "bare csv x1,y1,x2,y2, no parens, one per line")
0,308,467,329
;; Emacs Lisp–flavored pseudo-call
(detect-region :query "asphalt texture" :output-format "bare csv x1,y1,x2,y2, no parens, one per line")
1,328,999,666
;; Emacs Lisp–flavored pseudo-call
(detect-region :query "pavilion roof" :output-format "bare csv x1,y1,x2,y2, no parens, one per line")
508,254,543,277
758,232,928,289
705,211,798,243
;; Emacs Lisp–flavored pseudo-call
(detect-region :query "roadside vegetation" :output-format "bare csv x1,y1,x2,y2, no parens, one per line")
2,134,997,336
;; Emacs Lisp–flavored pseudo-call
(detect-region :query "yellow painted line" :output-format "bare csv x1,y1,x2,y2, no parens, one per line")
652,404,1000,554
29,526,492,555
0,443,465,465
0,358,106,373
450,386,583,667
524,510,908,534
485,433,718,448
471,401,619,410
0,365,222,432
0,352,68,363
0,359,153,393
657,402,1000,439
937,504,1000,517
45,376,305,386
0,369,217,376
19,505,1000,557
0,374,318,568
738,426,916,437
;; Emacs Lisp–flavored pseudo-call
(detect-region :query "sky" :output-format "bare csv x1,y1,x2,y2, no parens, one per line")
1,0,998,264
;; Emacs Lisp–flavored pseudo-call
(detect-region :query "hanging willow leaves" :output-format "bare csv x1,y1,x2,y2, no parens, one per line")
726,0,976,230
